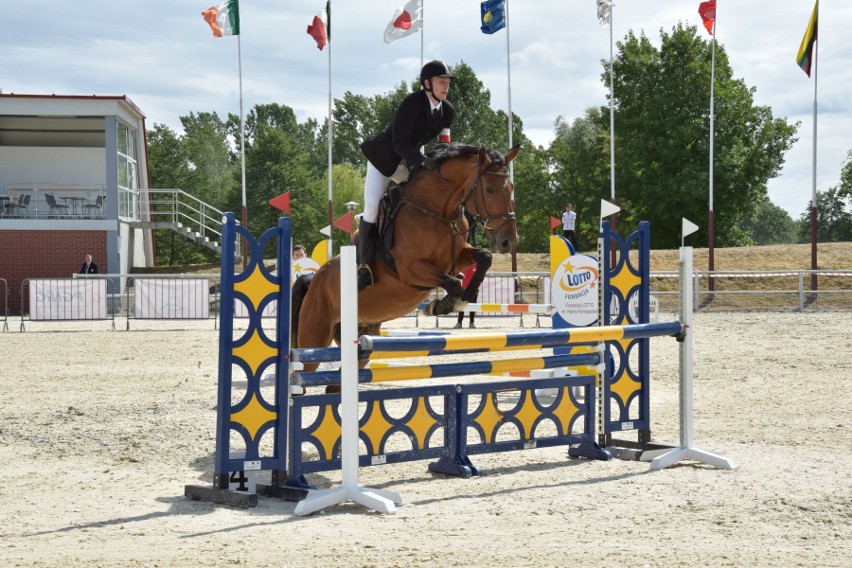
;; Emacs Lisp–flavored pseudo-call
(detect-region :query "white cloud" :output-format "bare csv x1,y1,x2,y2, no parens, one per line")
2,0,848,218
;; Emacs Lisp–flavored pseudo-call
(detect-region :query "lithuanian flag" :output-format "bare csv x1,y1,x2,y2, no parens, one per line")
796,1,818,77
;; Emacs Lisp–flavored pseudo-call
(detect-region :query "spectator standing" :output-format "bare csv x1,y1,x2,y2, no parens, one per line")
79,253,98,274
561,203,579,252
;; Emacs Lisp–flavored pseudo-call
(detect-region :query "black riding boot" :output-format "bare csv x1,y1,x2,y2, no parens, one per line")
356,221,378,291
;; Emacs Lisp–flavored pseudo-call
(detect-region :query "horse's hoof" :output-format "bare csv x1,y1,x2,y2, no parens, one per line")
423,301,437,317
452,300,469,313
325,385,341,394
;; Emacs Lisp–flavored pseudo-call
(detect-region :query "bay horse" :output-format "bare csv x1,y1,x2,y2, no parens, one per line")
291,143,519,366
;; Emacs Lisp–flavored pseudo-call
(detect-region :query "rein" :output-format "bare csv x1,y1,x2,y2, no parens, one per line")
399,153,515,275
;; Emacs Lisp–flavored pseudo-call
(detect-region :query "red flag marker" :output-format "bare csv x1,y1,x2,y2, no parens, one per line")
269,192,291,214
332,211,355,234
550,216,561,231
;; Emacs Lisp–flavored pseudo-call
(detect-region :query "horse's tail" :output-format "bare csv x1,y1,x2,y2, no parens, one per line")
290,273,313,347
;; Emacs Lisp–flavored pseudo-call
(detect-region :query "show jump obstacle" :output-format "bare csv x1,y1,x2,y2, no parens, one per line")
185,213,733,511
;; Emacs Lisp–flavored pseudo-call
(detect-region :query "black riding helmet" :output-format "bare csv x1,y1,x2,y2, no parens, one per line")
420,60,453,92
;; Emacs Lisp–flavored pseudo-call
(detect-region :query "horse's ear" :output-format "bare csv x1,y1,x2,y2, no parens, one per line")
505,144,520,164
478,147,490,167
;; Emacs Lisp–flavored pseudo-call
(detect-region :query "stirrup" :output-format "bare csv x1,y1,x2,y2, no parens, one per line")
357,264,374,291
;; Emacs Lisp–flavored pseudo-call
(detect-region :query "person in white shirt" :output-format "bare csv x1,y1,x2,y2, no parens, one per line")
561,203,578,252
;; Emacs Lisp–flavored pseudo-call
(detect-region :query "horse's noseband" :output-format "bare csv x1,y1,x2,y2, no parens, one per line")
464,165,515,231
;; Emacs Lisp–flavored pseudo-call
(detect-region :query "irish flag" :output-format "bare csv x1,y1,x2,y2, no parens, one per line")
202,0,240,38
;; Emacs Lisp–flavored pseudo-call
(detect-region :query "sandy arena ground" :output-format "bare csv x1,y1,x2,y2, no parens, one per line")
1,311,850,567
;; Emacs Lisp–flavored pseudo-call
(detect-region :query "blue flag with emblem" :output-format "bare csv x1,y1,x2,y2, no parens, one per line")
480,0,506,34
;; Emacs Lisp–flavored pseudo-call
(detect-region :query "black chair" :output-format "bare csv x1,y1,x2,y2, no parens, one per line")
7,194,31,217
45,194,70,218
82,194,104,218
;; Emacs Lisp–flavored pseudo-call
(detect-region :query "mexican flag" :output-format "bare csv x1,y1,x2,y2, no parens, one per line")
307,2,330,50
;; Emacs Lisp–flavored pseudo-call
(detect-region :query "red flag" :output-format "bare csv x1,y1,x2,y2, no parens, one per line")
307,2,329,50
550,216,561,231
332,211,355,234
698,0,716,35
269,192,291,214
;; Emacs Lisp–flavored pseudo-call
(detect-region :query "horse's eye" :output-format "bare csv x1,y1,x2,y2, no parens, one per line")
486,186,494,194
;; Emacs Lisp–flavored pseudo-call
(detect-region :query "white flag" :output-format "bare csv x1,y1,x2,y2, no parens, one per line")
384,0,423,44
600,199,620,219
596,0,612,28
682,218,699,238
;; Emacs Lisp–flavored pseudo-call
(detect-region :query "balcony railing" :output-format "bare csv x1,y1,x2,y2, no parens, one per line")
0,184,107,219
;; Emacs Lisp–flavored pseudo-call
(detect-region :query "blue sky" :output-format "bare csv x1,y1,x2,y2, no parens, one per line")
3,0,850,219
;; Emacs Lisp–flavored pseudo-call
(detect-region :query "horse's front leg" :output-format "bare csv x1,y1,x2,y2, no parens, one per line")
444,246,492,313
423,272,465,317
400,259,463,316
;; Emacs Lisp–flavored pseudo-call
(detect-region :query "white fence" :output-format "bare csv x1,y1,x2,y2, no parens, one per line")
7,268,852,331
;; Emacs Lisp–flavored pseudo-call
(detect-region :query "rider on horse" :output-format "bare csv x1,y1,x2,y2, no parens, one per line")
357,60,455,291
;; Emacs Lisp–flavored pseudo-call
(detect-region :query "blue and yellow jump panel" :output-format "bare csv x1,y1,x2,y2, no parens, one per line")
185,214,293,507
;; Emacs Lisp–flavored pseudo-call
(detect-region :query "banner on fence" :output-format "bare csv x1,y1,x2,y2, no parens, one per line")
134,279,209,319
477,276,516,315
30,279,107,320
552,254,599,327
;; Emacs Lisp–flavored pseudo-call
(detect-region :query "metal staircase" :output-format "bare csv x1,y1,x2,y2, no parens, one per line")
123,188,234,256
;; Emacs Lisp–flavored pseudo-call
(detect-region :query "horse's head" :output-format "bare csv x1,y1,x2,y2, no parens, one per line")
464,145,520,254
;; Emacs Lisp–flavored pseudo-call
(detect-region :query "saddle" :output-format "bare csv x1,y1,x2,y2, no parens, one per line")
374,184,404,277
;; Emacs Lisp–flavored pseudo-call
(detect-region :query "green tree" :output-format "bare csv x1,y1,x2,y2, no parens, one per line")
237,103,325,243
738,195,796,245
146,120,230,265
798,189,852,243
181,112,236,207
607,24,798,248
797,152,852,243
547,108,611,251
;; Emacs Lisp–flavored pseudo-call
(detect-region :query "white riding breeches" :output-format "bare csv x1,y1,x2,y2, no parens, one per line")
362,161,409,223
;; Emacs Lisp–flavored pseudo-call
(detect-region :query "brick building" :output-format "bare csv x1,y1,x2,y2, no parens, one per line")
0,94,155,315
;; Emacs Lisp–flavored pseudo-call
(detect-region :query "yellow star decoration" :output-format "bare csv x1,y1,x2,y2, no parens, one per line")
361,401,394,454
472,394,503,444
232,330,277,376
404,397,438,449
608,268,640,325
311,405,342,461
552,387,580,436
610,374,640,408
230,393,277,441
234,264,278,312
513,393,543,440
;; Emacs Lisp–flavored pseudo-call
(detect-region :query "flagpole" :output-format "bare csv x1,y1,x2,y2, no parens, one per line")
506,0,517,273
237,35,248,268
810,24,819,293
608,7,615,204
327,2,334,260
708,12,717,294
420,0,424,68
607,2,617,266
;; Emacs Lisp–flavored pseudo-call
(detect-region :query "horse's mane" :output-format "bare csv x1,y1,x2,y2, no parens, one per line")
427,143,506,168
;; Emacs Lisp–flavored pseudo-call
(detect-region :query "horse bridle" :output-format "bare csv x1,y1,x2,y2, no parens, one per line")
401,155,515,236
398,154,515,275
461,161,515,232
